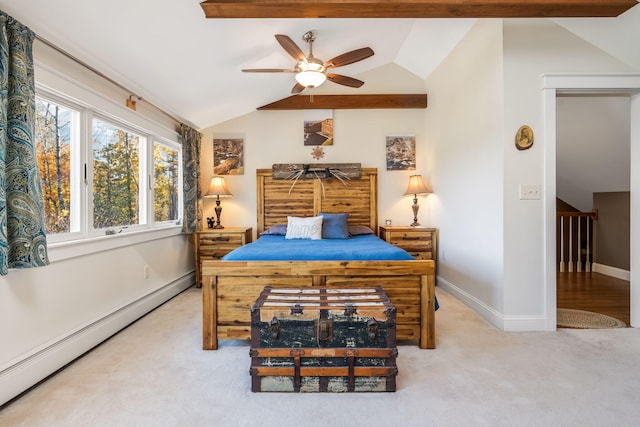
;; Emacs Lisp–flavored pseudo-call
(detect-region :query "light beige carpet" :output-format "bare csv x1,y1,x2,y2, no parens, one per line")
557,308,626,329
2,287,640,427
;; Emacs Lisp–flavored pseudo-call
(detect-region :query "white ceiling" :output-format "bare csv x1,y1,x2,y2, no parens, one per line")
1,1,639,130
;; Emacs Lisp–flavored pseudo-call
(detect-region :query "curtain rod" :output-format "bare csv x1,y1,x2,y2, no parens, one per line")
34,34,184,127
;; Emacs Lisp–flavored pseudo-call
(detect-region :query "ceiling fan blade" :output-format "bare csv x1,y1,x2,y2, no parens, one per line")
242,68,295,73
326,74,365,88
324,47,374,68
291,82,306,94
275,34,306,62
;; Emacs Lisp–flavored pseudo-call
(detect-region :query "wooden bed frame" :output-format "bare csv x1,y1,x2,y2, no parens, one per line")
202,168,436,349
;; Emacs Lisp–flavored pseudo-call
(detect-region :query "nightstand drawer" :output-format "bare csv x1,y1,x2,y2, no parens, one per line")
198,246,239,259
195,227,252,287
386,230,431,241
379,226,437,262
198,234,245,246
387,232,433,247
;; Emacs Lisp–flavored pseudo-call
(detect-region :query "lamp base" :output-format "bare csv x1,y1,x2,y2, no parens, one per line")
410,197,420,227
213,198,224,229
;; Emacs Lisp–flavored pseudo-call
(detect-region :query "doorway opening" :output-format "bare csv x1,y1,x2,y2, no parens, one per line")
555,94,631,326
542,73,640,330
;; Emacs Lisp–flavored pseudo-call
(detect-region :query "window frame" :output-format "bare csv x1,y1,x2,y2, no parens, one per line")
34,90,85,243
151,138,184,227
34,68,184,262
89,113,148,235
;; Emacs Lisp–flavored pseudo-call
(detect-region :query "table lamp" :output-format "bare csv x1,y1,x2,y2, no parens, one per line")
204,176,232,229
403,174,430,227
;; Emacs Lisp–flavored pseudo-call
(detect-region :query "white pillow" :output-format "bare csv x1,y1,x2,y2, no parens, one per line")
285,216,323,240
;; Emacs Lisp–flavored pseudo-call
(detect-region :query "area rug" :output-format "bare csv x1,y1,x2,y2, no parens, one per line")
557,308,626,329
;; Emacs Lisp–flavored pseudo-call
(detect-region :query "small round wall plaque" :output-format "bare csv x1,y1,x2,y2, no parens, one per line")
515,125,534,150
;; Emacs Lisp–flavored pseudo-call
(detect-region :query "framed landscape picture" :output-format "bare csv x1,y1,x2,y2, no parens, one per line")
213,137,244,175
304,109,334,146
386,135,416,170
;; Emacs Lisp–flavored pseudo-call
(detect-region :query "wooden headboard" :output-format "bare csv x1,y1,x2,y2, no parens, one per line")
256,168,378,234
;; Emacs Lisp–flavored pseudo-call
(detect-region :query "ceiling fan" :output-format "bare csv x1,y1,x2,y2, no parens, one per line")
242,30,374,94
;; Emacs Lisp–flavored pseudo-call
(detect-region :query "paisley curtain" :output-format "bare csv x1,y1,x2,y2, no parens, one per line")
180,124,201,233
0,12,49,275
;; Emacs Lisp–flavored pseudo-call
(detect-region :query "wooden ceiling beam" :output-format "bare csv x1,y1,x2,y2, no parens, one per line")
257,94,428,110
200,0,637,19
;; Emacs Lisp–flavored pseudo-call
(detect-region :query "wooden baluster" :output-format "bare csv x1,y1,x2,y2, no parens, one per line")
559,216,565,272
568,216,574,272
577,216,582,272
584,216,593,272
557,211,597,274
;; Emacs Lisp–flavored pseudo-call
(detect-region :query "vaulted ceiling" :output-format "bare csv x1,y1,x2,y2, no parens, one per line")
0,1,638,129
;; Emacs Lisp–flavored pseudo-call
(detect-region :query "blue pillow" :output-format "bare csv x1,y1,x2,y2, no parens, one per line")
318,212,349,239
261,223,287,235
348,225,375,236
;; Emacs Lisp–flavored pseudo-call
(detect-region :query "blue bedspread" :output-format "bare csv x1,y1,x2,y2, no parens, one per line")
222,234,415,261
222,234,440,310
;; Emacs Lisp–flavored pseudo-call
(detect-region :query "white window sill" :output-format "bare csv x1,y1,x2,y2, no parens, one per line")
47,226,185,263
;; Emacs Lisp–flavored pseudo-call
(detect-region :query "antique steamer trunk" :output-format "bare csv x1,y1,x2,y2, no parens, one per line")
250,286,398,392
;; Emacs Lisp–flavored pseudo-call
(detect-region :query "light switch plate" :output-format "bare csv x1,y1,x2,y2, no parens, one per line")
519,184,541,200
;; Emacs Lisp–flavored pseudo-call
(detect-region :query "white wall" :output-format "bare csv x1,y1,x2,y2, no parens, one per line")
425,20,506,323
200,63,431,236
557,96,630,212
423,18,635,331
631,93,640,327
0,41,195,405
502,19,633,327
0,236,192,364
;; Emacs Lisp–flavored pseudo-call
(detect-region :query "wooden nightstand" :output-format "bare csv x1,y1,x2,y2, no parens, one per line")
195,227,252,287
379,226,437,261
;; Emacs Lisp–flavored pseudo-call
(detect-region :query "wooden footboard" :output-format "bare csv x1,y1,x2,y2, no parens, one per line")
202,259,436,350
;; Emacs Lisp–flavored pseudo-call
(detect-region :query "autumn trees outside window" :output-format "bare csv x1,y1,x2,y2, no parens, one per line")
92,119,142,230
35,92,182,243
35,97,75,235
153,142,180,223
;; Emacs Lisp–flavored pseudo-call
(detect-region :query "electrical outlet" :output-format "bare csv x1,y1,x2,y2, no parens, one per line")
519,184,541,200
143,265,150,280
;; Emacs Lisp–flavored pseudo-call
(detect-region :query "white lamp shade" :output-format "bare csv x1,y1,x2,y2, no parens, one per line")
204,176,232,197
403,175,430,196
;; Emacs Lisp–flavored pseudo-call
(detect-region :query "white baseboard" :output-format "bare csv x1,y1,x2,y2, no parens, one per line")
592,263,631,281
437,276,549,332
0,273,194,406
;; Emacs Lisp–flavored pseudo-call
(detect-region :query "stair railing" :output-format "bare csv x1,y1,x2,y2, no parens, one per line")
556,210,598,272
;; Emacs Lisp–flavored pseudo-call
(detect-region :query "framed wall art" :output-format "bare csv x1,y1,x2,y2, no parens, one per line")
213,137,244,175
303,109,333,146
386,135,416,171
515,125,534,150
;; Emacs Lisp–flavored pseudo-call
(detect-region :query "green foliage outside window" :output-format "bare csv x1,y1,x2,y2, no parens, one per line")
92,120,141,229
154,143,180,222
35,96,182,237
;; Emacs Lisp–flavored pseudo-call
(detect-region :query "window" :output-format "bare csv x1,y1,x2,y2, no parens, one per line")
92,119,143,230
153,141,181,223
34,89,183,246
35,97,78,235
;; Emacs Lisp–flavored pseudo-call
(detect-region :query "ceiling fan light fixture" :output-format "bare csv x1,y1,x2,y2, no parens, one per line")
243,31,374,93
295,70,326,88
